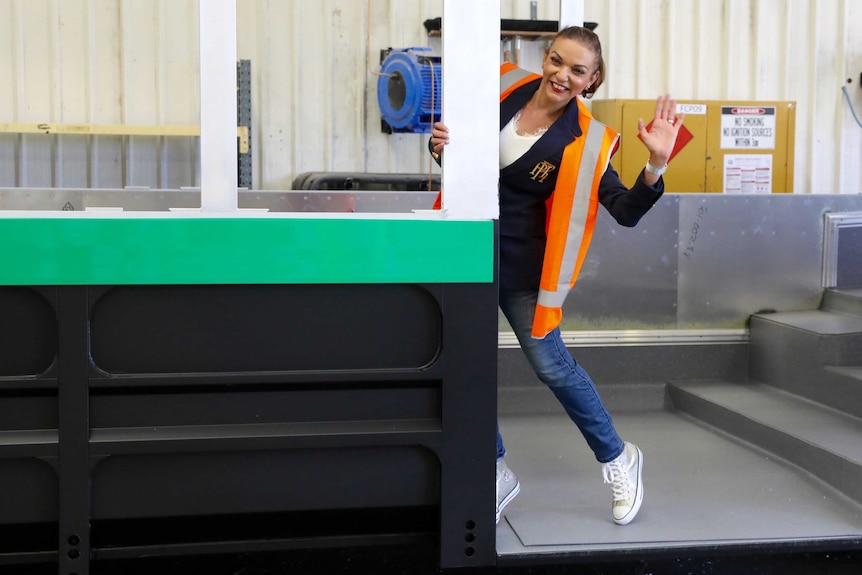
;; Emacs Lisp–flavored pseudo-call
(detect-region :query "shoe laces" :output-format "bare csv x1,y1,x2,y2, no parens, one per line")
602,452,634,501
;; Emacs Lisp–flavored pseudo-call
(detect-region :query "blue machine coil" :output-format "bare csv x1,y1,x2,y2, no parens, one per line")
377,47,442,134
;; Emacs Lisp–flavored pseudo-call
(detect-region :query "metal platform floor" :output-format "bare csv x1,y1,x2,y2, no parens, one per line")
495,409,862,562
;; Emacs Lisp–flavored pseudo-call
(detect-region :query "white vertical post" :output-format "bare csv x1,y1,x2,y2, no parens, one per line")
559,0,585,29
440,0,500,219
199,0,238,212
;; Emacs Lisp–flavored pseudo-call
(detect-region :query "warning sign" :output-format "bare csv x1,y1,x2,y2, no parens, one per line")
720,106,776,149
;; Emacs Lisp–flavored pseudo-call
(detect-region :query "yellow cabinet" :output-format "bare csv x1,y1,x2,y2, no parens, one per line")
590,99,796,193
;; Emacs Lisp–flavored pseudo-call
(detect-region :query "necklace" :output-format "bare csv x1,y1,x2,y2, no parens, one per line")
512,109,550,138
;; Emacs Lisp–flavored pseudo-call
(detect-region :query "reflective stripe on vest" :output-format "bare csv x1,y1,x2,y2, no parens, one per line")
500,63,540,100
531,99,619,339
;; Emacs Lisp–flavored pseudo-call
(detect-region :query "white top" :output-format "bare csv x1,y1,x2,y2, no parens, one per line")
500,112,545,168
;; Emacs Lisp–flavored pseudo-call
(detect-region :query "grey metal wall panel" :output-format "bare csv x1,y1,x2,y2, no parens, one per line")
560,194,680,330
562,194,862,330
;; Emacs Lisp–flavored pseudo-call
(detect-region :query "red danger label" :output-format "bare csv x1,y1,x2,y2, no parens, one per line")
722,107,775,116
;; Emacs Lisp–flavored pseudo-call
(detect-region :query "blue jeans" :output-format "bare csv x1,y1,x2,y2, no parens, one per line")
497,289,625,464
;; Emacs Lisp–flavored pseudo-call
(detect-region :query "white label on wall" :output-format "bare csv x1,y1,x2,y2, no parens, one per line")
720,106,776,149
723,154,773,194
677,103,707,115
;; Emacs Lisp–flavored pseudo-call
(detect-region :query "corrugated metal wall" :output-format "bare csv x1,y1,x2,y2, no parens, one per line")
0,0,200,189
0,0,860,194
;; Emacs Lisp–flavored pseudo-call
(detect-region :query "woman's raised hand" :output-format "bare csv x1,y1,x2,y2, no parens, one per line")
637,94,685,168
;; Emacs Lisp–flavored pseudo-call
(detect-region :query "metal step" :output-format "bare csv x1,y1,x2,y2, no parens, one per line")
825,365,862,380
822,287,862,316
749,311,862,417
667,379,862,504
751,309,862,339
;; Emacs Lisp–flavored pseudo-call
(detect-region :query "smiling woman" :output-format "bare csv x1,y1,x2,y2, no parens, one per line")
4,1,862,572
429,23,687,528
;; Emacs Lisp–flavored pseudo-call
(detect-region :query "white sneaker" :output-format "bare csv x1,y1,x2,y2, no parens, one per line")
496,459,520,524
601,442,644,525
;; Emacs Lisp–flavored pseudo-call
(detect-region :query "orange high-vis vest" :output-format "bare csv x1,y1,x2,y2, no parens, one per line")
435,64,619,338
499,63,620,338
531,101,619,338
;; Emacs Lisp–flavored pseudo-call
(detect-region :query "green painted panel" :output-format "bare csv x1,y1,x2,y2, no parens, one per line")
0,217,494,285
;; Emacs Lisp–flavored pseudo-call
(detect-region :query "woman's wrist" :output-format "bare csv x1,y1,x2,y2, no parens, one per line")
645,159,667,176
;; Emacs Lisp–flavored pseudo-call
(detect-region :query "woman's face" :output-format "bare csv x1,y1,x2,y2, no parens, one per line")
539,37,600,106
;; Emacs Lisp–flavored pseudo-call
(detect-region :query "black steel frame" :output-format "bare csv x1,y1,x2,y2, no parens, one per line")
0,278,498,574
